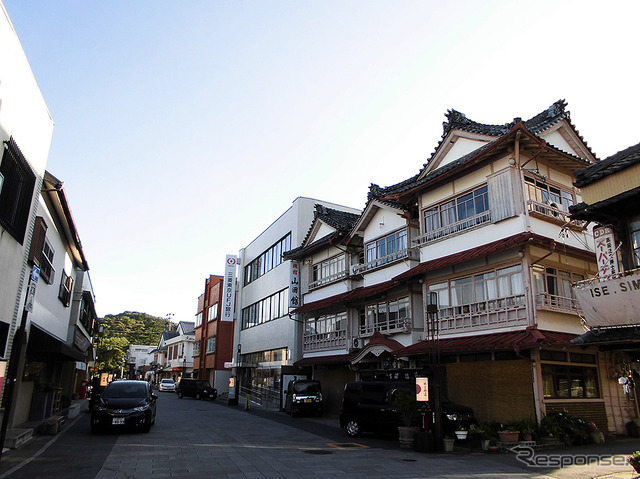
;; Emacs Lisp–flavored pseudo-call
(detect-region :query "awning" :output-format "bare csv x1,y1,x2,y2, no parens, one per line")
571,326,640,346
393,232,594,283
28,324,87,362
293,280,401,314
395,327,578,357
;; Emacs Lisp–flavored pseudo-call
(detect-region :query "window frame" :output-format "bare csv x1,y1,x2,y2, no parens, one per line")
422,185,490,240
0,138,36,245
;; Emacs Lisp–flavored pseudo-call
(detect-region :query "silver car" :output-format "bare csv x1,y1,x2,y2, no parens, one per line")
158,378,175,392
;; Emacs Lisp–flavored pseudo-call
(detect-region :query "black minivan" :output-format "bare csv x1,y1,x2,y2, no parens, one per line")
339,381,476,437
176,378,217,400
284,379,323,416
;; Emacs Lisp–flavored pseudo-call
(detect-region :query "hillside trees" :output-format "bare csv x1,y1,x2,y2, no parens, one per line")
95,312,172,373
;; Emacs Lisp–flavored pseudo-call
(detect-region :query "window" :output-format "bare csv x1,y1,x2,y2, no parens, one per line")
361,296,410,334
533,265,584,311
241,289,289,329
244,233,291,285
542,364,599,398
58,270,73,307
305,312,346,335
423,185,490,240
195,312,203,328
630,214,640,268
525,177,574,211
0,138,36,244
208,303,218,322
311,254,346,287
365,229,407,268
206,337,216,354
432,264,524,310
39,237,55,284
193,342,200,356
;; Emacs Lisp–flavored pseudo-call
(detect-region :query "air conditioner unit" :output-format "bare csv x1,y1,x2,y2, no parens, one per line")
352,338,363,349
350,264,361,275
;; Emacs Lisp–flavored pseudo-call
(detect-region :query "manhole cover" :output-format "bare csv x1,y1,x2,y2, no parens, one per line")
303,449,333,455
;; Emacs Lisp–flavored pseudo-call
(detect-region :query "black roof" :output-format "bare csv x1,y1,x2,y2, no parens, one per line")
575,142,640,188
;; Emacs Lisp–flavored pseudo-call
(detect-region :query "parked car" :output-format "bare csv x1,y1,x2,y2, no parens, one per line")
338,381,476,437
90,380,157,433
158,378,176,392
176,378,217,400
284,379,323,416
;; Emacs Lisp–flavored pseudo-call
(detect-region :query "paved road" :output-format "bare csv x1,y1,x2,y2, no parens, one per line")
0,392,639,478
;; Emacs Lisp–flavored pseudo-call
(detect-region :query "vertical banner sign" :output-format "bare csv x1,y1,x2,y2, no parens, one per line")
289,261,300,308
222,255,237,322
594,226,620,277
25,266,40,312
416,377,429,401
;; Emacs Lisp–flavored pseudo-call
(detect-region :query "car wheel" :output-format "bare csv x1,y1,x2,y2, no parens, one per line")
345,419,361,437
211,392,217,400
195,392,202,400
177,391,183,398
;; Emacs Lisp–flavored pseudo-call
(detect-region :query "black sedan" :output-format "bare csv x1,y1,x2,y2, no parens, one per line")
90,380,157,433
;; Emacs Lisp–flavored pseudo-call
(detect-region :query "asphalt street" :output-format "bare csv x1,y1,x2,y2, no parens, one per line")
0,391,639,478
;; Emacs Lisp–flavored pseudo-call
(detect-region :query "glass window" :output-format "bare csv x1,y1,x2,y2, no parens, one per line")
244,233,292,285
364,229,408,268
630,214,640,268
423,185,490,237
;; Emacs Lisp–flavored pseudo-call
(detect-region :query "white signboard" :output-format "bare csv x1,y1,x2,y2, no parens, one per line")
222,255,237,322
594,226,621,277
25,266,40,312
416,377,429,402
289,261,300,308
574,276,640,327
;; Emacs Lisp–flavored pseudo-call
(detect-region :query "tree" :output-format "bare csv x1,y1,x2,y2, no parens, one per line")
95,312,170,374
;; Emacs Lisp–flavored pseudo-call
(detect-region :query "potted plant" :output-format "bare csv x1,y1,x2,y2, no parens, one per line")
628,451,640,473
473,422,492,450
454,425,468,440
498,423,520,444
516,417,537,442
393,389,419,449
443,435,455,452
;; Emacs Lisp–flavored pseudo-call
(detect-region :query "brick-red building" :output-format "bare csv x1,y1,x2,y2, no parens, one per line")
194,275,234,392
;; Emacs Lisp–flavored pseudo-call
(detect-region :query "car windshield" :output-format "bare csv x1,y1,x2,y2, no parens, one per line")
103,382,147,399
161,379,173,383
294,382,320,395
195,381,211,387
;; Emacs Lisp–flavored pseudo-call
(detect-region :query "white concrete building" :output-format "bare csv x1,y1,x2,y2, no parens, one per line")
232,197,359,399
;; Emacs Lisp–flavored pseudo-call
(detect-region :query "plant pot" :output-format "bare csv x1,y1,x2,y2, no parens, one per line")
398,426,419,449
498,431,520,443
443,437,455,452
522,432,533,441
455,430,468,440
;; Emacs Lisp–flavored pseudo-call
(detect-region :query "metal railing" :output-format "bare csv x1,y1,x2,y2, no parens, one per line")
239,385,281,411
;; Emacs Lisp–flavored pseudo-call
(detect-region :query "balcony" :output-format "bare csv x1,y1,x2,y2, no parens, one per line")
414,210,492,246
527,200,586,229
359,316,411,336
536,293,582,314
573,267,640,328
308,270,349,290
352,248,420,275
303,330,347,352
438,294,527,332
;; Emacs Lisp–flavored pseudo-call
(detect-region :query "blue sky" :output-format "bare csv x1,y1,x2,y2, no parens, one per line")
4,0,639,323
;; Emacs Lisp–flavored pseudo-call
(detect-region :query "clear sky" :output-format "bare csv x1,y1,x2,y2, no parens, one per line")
3,0,639,323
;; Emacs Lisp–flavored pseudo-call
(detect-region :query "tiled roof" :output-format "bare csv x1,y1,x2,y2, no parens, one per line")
574,142,640,188
376,100,593,199
571,326,640,345
293,280,401,314
287,204,361,259
395,328,577,357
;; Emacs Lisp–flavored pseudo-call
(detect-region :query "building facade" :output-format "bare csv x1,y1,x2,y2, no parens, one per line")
194,275,233,392
232,197,360,404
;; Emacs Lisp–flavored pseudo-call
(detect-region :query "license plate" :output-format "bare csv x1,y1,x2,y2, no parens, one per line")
305,398,312,403
112,417,125,425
